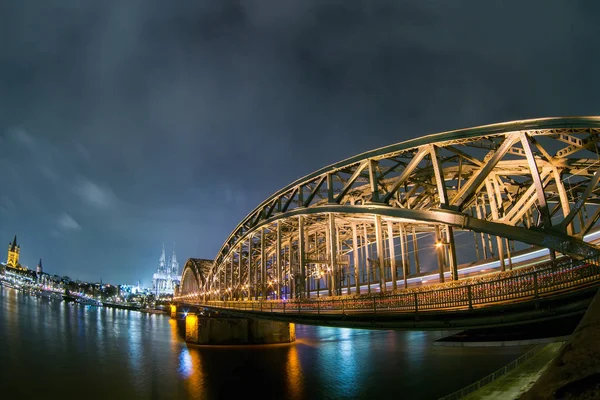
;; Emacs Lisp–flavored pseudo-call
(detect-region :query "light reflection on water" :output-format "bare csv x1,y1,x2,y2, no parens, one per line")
0,288,532,400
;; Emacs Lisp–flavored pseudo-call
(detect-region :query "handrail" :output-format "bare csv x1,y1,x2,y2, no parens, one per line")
438,343,550,400
177,254,600,315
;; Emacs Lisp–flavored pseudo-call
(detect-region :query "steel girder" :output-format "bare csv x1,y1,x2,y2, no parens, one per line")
197,117,600,300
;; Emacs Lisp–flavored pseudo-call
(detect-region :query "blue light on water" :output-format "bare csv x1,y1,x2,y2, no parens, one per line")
179,347,193,378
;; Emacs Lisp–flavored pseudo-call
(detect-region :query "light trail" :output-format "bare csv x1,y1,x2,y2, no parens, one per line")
308,229,600,297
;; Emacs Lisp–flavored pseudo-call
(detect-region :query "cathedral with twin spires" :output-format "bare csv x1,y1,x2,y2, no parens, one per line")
152,244,180,296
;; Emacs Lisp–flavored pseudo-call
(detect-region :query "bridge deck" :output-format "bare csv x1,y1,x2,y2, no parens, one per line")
177,255,600,330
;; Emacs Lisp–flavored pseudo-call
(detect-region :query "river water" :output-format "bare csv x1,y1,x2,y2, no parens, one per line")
0,287,529,399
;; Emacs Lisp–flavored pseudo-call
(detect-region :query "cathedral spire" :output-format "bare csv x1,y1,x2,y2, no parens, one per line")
158,243,166,272
171,243,177,264
11,235,17,250
170,243,179,276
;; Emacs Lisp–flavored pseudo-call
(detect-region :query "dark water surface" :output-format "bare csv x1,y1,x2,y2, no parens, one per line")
0,287,529,399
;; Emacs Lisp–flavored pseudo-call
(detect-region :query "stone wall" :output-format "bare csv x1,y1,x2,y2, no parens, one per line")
185,314,295,345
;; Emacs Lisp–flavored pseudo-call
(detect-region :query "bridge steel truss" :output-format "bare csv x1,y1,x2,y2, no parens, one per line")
179,258,213,297
184,117,600,302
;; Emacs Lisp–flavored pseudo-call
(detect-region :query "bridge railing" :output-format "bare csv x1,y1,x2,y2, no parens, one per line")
189,254,600,315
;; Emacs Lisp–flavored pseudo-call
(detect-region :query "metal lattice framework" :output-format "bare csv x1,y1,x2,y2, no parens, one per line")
179,258,213,297
184,117,600,301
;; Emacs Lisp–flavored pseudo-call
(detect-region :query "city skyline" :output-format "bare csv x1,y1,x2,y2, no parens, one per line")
3,2,600,283
1,233,169,287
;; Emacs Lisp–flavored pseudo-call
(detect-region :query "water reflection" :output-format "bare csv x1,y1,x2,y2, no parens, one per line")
183,346,205,399
0,289,533,400
310,326,373,399
179,347,193,378
337,334,359,399
285,345,304,400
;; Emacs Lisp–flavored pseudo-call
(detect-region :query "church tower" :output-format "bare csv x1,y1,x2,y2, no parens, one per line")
170,245,179,277
158,243,166,273
7,235,20,268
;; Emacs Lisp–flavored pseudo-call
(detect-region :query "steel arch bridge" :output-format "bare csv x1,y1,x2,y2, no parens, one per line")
181,117,600,303
179,258,213,297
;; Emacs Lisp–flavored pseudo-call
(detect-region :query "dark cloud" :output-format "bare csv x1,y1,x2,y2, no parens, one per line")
1,1,599,284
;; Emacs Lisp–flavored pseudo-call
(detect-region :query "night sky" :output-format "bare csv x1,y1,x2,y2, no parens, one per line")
1,1,599,285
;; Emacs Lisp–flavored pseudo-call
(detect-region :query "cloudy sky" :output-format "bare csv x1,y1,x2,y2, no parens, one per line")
1,1,599,285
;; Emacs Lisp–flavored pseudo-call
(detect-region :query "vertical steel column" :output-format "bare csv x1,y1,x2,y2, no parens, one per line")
329,213,338,296
403,227,411,278
346,228,351,295
305,232,312,298
382,226,389,281
412,227,420,275
219,267,222,297
399,224,408,288
337,225,345,296
352,222,360,295
260,227,266,299
238,243,243,300
435,225,445,283
248,235,253,300
363,224,371,294
223,261,227,299
276,221,282,299
298,215,306,299
446,226,458,281
386,221,397,291
325,224,331,296
374,215,385,293
229,256,234,299
288,239,294,299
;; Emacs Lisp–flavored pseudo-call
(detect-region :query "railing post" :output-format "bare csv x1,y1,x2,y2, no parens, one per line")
298,301,301,314
533,271,539,299
283,301,286,314
317,300,320,315
342,299,345,315
270,302,273,312
260,301,263,312
414,292,418,313
467,285,473,310
373,297,377,314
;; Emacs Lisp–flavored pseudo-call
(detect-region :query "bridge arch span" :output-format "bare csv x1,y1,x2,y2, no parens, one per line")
201,117,600,301
179,258,213,298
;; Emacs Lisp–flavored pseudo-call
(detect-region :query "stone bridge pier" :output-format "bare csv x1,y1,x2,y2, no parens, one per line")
171,304,295,345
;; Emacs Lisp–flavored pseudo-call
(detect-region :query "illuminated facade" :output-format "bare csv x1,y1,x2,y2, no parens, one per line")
152,244,180,296
6,235,21,268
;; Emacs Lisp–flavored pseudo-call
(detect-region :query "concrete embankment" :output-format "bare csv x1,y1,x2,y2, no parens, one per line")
459,342,563,400
518,288,600,399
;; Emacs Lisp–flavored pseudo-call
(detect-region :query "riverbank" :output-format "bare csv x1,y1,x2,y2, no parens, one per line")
519,288,600,399
462,342,563,399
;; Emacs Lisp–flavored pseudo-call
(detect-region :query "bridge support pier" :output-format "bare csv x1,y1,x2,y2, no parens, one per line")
184,312,296,345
